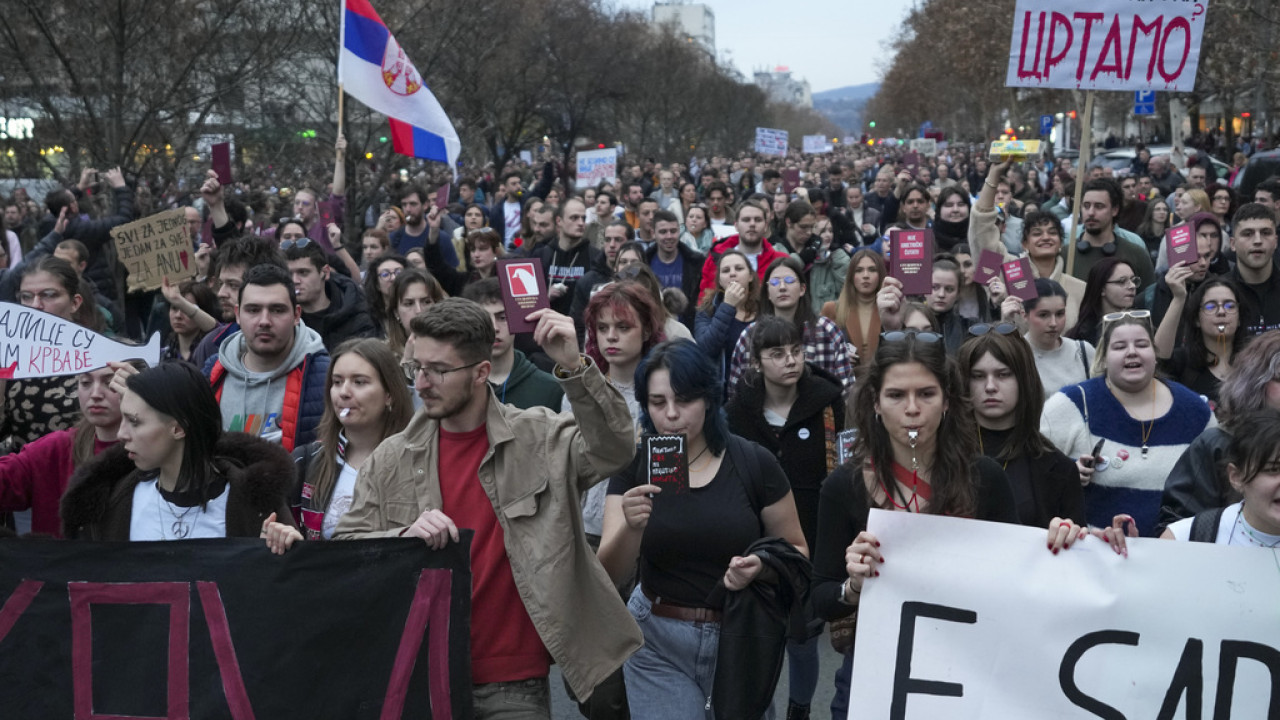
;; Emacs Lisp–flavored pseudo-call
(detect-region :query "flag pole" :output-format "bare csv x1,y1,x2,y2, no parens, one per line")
337,82,345,138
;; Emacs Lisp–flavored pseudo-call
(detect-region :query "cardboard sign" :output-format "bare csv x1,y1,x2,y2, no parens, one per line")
1006,0,1208,93
211,142,232,185
497,257,550,333
1002,257,1039,301
889,228,933,296
803,135,833,154
0,303,161,379
755,127,789,157
837,428,858,466
575,148,618,189
975,250,1006,286
1166,223,1197,267
645,434,689,494
782,169,801,194
0,537,474,718
851,510,1278,718
110,209,197,292
909,138,937,157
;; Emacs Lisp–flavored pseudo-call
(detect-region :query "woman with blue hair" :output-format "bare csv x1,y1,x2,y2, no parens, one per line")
598,339,807,720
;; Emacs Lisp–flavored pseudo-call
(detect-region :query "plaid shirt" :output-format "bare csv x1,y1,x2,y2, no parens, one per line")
726,316,854,394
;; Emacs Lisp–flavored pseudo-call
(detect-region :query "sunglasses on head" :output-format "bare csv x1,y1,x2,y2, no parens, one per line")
1102,309,1151,323
968,322,1018,337
881,330,943,344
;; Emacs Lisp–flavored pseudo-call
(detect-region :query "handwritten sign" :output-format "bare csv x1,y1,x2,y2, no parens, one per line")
0,303,160,378
755,128,789,157
909,138,937,157
851,510,1278,718
803,135,833,154
576,148,618,189
645,434,689,494
110,210,196,292
1006,0,1208,92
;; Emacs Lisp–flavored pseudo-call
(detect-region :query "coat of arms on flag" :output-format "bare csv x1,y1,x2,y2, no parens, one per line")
381,37,421,96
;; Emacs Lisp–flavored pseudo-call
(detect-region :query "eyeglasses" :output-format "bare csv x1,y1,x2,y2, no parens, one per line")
968,322,1018,337
280,237,313,250
1105,276,1140,288
881,330,943,344
1202,300,1238,314
761,346,805,363
1102,309,1151,323
401,359,483,384
768,276,799,287
378,267,403,280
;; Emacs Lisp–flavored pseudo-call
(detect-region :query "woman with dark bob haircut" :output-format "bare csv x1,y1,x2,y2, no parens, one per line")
599,339,807,720
811,330,1020,720
956,327,1082,528
61,362,295,540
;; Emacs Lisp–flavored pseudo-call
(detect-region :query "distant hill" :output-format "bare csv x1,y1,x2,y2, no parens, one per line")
812,83,881,102
813,83,880,134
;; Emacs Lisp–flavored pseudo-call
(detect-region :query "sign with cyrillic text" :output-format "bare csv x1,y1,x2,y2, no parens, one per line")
575,148,618,189
850,510,1277,719
0,537,473,718
110,209,197,292
0,303,160,378
803,135,833,154
755,128,789,157
1006,1,1208,92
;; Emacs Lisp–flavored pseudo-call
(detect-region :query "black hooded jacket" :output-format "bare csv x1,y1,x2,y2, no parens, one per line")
301,272,378,351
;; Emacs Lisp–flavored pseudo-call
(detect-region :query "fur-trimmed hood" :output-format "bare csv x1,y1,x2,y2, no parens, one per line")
61,431,295,540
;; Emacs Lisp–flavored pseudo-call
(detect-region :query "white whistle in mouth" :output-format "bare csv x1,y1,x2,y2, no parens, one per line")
1217,325,1226,334
340,408,351,419
907,430,919,442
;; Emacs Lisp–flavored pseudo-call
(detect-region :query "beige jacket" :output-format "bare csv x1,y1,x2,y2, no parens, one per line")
334,361,642,700
969,205,1086,329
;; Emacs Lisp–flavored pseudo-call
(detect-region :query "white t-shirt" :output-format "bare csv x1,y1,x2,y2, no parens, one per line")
1167,502,1280,547
130,479,230,541
322,462,360,540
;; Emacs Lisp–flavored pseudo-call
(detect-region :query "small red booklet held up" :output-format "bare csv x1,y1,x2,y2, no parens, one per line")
889,228,933,295
1166,224,1197,268
497,257,550,334
975,249,1005,286
1002,257,1039,302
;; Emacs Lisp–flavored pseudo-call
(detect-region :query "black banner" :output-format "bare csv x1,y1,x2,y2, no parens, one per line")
0,535,473,719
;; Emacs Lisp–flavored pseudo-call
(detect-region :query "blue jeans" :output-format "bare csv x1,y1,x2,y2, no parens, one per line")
786,633,821,705
624,585,719,720
831,649,854,720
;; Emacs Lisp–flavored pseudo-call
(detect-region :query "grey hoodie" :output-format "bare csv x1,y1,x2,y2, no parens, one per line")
215,323,325,443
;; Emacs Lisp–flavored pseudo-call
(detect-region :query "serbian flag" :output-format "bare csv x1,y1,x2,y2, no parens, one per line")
339,0,460,169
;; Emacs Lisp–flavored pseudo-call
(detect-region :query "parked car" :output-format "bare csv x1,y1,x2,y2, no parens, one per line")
1090,146,1230,182
1229,150,1280,201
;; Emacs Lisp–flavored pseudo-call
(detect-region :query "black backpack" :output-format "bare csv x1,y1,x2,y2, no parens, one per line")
1188,507,1226,543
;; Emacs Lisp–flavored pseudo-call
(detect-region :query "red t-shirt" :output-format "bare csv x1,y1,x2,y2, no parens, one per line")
438,425,550,684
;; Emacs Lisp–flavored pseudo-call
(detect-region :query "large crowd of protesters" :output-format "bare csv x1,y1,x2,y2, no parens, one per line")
2,130,1279,720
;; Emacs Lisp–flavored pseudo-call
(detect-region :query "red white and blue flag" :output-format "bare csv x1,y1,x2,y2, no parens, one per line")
339,0,460,168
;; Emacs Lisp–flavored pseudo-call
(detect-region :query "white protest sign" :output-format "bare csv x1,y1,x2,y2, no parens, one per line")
575,148,617,189
803,135,833,154
851,510,1278,719
110,210,197,292
1006,0,1208,92
0,303,160,379
909,138,938,157
755,127,789,157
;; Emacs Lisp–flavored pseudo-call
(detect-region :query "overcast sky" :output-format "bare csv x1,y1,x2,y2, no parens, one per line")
612,0,917,93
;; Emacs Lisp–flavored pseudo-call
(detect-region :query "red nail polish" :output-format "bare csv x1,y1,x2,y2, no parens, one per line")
874,571,880,577
1052,548,1059,555
875,541,881,547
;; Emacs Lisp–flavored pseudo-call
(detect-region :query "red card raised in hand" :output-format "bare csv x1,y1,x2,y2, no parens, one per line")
1165,224,1197,268
1002,257,1039,302
889,228,933,295
646,434,689,494
497,257,550,334
975,250,1005,286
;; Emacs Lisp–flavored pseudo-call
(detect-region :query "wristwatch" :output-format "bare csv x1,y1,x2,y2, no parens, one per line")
553,355,590,379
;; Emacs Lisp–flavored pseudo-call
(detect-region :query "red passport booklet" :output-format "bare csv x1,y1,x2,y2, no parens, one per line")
1002,257,1039,301
975,249,1005,286
497,257,550,333
890,228,933,295
1166,224,1197,268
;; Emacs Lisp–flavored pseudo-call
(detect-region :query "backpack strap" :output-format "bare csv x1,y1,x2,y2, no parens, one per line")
1077,340,1090,380
1188,507,1226,544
